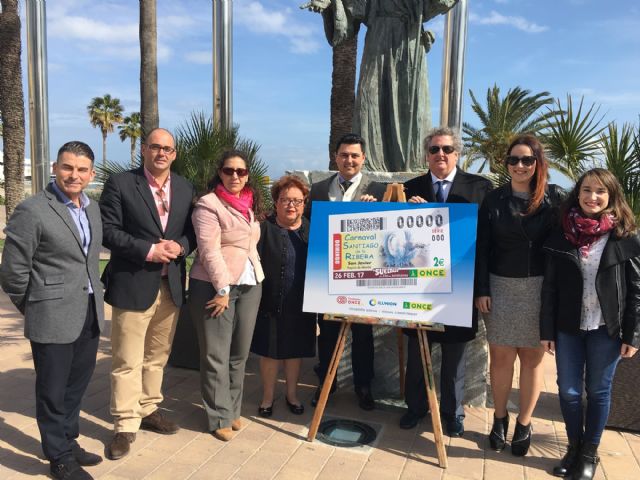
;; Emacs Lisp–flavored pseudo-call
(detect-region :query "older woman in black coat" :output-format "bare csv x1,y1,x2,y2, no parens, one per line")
250,175,316,417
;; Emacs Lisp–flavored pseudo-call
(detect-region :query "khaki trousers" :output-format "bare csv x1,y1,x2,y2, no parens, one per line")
110,280,179,433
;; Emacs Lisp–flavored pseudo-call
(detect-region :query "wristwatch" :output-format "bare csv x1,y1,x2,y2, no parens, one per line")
217,286,230,296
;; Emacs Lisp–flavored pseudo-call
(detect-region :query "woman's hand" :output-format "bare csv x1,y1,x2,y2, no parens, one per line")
474,296,491,314
205,294,229,318
541,340,555,355
621,343,638,358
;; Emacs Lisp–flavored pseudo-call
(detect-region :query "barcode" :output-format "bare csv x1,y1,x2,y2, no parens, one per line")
355,279,417,287
341,217,386,232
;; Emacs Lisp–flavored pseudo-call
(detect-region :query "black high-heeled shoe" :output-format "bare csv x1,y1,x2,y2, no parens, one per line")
511,419,532,457
286,397,304,415
552,439,581,477
489,414,509,452
258,403,274,418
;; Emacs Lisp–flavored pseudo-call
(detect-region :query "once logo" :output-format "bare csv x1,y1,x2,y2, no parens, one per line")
402,301,433,311
337,296,347,304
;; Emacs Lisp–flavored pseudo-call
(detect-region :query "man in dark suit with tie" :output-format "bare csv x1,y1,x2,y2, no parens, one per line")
1,141,104,480
400,126,492,436
306,133,386,410
100,128,196,460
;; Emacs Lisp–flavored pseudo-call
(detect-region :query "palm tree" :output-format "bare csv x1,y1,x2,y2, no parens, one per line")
118,112,142,167
462,85,557,172
140,0,158,138
0,0,26,217
601,122,640,219
171,112,269,204
328,35,358,170
542,95,605,181
87,94,124,165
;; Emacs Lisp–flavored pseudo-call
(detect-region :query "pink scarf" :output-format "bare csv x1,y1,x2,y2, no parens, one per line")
215,183,254,222
562,207,615,257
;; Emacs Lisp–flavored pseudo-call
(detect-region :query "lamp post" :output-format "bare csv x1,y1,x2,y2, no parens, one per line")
25,0,51,193
213,0,233,130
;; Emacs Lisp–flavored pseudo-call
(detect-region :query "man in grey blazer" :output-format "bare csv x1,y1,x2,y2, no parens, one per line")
306,133,386,411
1,141,104,480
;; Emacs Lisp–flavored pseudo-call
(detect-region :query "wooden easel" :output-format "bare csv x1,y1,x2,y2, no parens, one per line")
306,183,448,469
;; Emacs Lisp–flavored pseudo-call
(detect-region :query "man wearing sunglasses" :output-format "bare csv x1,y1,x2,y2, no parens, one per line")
400,126,492,436
99,128,196,460
306,133,386,411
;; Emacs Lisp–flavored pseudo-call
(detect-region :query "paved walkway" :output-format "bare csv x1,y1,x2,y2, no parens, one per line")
1,290,639,479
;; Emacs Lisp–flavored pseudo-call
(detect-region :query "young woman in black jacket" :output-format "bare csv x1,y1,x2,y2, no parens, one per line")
541,168,640,480
475,134,563,456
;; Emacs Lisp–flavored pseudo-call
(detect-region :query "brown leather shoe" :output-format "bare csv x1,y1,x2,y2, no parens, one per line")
212,427,233,442
106,432,136,460
231,418,242,431
141,411,179,435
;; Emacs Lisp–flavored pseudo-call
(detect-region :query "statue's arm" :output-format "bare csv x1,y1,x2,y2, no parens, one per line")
301,0,361,46
423,0,459,22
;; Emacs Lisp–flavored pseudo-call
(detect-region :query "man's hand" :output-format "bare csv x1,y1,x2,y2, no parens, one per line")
359,194,378,202
621,343,638,358
150,239,179,264
205,294,229,318
163,240,183,256
541,340,555,356
408,195,428,203
300,0,331,12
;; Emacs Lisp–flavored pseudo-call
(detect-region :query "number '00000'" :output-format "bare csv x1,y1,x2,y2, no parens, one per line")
397,214,443,229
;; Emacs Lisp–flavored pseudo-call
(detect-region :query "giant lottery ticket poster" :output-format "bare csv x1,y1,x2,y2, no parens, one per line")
303,201,479,327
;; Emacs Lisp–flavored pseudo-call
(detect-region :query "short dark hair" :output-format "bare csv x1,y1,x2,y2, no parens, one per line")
57,141,95,164
335,133,365,153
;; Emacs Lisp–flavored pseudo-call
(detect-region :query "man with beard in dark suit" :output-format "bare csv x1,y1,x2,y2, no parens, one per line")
400,126,492,436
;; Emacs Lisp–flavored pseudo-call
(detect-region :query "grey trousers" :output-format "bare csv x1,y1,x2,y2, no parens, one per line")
189,278,262,430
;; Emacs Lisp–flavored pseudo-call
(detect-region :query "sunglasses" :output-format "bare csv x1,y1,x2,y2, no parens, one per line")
220,167,249,177
506,155,536,166
428,145,455,155
146,143,176,154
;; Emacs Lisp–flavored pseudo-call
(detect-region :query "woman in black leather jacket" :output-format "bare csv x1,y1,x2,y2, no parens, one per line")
540,168,640,480
475,134,563,456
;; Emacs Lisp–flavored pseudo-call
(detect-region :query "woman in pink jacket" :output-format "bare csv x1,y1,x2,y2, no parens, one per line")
188,150,264,442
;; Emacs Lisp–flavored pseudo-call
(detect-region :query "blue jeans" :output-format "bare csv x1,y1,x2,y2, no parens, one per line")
555,326,621,445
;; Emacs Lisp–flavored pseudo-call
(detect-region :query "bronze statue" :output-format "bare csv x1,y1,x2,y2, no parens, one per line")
303,0,459,172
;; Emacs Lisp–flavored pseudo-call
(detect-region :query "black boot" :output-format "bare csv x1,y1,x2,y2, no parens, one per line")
489,414,509,452
511,418,532,457
552,439,581,477
570,443,599,480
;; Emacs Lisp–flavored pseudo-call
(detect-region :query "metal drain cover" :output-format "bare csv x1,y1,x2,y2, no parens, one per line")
316,419,378,447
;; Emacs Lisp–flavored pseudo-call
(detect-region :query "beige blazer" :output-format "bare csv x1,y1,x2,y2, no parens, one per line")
189,192,264,291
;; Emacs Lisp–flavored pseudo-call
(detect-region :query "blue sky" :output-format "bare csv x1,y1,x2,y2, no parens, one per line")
5,0,640,181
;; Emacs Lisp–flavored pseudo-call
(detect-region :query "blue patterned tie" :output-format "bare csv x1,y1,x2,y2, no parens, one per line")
435,180,445,202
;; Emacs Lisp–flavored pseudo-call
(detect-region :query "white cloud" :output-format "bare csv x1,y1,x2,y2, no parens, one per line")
235,1,321,54
470,10,548,33
185,51,213,65
49,15,138,43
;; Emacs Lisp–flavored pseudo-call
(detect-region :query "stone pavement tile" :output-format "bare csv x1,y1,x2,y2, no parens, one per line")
209,438,264,466
399,457,444,480
189,461,239,480
483,457,523,480
259,429,306,454
233,451,292,480
317,454,367,479
599,429,639,480
358,460,404,480
145,461,202,480
276,443,333,477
